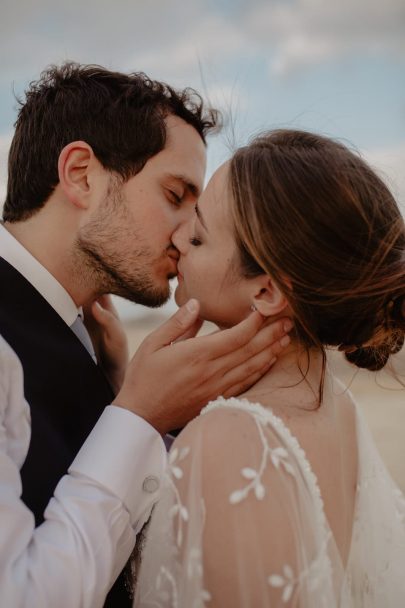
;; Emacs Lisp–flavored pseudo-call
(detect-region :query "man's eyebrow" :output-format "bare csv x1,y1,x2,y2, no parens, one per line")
166,173,200,198
195,202,208,232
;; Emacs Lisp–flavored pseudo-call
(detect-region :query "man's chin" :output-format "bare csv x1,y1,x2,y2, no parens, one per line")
142,285,171,308
131,274,174,308
113,280,171,309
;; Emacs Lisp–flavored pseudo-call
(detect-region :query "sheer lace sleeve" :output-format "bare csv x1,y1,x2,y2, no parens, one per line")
134,398,342,607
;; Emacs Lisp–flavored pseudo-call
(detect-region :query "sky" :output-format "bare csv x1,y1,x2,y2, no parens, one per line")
0,0,404,318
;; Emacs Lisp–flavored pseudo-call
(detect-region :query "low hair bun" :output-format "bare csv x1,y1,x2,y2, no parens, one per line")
344,345,390,371
344,329,404,371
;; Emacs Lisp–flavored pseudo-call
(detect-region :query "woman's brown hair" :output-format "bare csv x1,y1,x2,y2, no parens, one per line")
230,129,405,374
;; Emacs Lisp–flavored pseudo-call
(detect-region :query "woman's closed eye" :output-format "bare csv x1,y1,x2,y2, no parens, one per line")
189,236,202,246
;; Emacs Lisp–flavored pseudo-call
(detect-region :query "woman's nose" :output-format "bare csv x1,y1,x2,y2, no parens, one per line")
172,222,190,255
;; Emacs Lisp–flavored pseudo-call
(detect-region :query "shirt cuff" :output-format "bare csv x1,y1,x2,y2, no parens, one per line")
69,405,167,530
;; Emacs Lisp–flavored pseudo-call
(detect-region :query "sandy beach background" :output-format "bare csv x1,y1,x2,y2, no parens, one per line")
123,310,405,493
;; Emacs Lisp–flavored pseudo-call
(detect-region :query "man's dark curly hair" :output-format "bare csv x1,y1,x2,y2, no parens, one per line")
3,62,220,222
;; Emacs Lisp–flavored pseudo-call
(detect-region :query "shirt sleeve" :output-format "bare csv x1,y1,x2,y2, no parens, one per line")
0,336,167,608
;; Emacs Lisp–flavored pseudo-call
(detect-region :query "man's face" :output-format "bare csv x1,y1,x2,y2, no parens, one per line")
77,115,206,307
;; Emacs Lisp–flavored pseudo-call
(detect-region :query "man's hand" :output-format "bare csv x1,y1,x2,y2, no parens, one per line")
113,299,291,434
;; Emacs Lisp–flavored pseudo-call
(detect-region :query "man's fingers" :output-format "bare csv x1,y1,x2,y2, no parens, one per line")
172,318,204,343
242,318,292,360
222,346,277,398
145,299,200,350
194,311,266,358
222,357,277,399
219,336,282,396
205,318,291,374
249,320,292,360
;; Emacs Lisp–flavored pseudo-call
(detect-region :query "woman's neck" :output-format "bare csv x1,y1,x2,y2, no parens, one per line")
239,342,326,413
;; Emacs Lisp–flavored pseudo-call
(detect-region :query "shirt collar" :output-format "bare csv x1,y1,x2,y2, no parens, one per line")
0,223,81,326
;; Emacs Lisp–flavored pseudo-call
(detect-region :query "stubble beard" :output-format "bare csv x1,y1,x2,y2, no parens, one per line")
74,182,172,308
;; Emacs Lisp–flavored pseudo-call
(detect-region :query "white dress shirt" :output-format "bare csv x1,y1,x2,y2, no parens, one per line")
0,335,166,607
0,223,81,327
0,225,167,606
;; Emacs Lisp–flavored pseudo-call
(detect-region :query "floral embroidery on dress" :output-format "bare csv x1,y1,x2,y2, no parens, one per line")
188,548,212,606
167,446,190,547
229,412,295,505
141,444,211,607
202,397,329,532
155,566,178,605
268,534,332,604
154,561,211,608
268,564,296,602
202,397,334,606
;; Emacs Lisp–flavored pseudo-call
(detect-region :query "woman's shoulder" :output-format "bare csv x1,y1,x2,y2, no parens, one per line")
172,396,307,478
172,397,262,452
177,396,285,440
169,397,326,528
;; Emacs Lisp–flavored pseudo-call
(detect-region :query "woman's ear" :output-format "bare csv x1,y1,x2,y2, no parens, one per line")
57,141,94,210
251,275,288,317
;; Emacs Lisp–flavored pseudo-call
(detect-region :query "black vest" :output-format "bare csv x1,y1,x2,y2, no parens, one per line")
0,257,132,607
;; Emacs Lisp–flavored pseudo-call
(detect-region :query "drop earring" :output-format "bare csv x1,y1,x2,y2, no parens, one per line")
250,304,257,312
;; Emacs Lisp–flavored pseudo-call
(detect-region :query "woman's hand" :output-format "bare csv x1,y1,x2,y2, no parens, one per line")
84,295,129,394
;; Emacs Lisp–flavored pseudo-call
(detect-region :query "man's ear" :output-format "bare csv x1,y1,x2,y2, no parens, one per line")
58,141,94,210
251,275,288,317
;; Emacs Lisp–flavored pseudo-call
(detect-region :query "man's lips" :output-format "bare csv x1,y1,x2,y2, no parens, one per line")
167,251,179,273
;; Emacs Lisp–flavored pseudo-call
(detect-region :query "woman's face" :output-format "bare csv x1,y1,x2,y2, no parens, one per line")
172,162,253,328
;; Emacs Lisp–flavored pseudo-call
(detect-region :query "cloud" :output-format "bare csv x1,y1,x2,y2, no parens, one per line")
0,0,403,204
0,0,403,94
0,133,11,211
124,14,249,83
0,0,253,132
0,0,208,84
245,0,405,75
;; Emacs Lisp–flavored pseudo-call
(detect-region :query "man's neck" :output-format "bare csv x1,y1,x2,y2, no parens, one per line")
4,215,93,308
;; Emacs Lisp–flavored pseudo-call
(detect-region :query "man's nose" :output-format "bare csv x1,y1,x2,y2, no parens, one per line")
172,222,190,255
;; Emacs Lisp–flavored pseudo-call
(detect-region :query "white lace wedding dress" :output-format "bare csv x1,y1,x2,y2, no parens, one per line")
133,378,405,607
